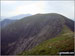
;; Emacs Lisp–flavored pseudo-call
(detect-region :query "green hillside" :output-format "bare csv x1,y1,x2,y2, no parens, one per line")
1,13,74,55
22,25,74,55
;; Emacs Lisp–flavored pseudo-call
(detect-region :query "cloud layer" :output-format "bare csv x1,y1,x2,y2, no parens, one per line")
1,1,74,20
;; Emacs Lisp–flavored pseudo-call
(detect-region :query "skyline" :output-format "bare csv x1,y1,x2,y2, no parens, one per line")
1,1,74,20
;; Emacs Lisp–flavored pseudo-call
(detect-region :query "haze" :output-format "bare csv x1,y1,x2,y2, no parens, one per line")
1,1,74,20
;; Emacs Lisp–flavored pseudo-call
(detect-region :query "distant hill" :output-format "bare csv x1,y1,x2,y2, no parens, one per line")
8,14,31,20
1,13,74,55
0,14,31,21
0,14,32,28
0,16,7,21
0,19,16,28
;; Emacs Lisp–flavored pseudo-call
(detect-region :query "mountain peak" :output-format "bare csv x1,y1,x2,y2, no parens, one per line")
1,13,74,55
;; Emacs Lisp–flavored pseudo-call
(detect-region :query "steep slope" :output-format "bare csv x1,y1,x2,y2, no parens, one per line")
22,25,74,55
1,13,74,55
0,19,16,28
64,18,74,31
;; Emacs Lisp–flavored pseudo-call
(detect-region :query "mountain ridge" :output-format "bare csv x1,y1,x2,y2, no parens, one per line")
22,25,74,55
1,13,74,55
0,19,16,28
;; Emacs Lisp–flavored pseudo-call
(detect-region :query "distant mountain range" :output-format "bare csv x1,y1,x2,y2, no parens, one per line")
0,19,16,28
0,16,7,21
0,14,32,28
1,13,74,55
0,14,32,21
8,14,31,20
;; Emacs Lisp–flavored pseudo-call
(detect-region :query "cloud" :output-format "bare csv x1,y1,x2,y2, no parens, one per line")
10,1,46,15
44,1,74,19
1,1,74,20
1,1,16,5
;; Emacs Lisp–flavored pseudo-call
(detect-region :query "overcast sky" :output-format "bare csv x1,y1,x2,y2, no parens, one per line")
1,1,74,20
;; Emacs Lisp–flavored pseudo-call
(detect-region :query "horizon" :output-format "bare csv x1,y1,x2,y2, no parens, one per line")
1,1,74,20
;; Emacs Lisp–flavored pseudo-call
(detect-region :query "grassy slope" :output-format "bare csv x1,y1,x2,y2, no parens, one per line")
22,25,74,55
